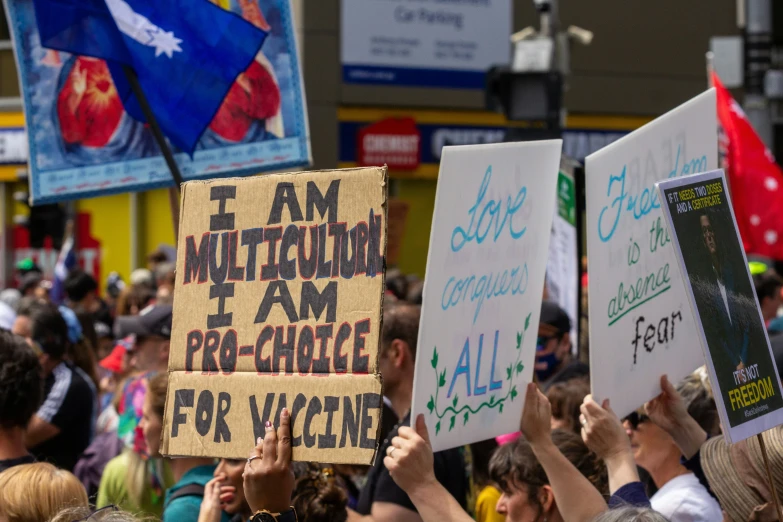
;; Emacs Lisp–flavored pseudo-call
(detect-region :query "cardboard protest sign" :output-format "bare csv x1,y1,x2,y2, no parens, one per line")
657,170,783,443
411,141,562,452
161,167,387,465
585,89,717,418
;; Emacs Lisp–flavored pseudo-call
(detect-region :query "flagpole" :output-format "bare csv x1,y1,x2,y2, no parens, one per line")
121,66,185,190
122,66,183,242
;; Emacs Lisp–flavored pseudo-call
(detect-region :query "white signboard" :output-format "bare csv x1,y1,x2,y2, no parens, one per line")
546,171,579,352
585,89,718,418
0,128,28,164
412,141,561,452
340,0,512,89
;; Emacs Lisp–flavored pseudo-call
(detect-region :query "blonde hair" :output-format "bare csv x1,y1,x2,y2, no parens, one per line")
0,463,88,522
125,374,168,507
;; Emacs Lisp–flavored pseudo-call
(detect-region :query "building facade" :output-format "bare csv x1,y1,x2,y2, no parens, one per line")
0,0,737,282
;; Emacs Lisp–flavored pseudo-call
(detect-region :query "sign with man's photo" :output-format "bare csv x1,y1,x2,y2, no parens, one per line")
657,169,783,442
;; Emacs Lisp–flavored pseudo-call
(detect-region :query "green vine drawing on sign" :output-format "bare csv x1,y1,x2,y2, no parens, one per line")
427,312,531,435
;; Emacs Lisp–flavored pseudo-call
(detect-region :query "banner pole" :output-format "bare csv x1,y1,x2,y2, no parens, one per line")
757,432,783,521
121,66,185,190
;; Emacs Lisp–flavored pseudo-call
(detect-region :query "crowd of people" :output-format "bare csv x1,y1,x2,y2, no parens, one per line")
2,259,783,522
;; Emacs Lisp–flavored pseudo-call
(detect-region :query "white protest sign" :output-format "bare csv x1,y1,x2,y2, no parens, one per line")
411,141,562,452
546,170,579,352
585,89,717,418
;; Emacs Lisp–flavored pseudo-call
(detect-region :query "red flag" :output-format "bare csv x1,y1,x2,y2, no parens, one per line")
713,71,783,259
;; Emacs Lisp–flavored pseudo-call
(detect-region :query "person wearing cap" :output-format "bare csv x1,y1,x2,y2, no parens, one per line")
535,301,587,389
26,304,97,471
114,304,172,376
95,304,175,516
94,321,114,361
20,272,44,299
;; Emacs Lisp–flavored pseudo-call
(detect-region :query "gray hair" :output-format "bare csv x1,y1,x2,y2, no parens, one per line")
592,507,670,522
49,507,156,522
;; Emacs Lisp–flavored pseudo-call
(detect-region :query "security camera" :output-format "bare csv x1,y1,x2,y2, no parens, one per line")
510,27,538,43
567,26,593,46
533,0,552,12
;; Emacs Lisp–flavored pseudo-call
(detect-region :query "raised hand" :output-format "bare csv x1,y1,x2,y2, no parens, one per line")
384,414,437,495
645,374,706,459
198,474,225,522
520,382,552,446
579,395,630,461
644,375,689,434
243,408,295,514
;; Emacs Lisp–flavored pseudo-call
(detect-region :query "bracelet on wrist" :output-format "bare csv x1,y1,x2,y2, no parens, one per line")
249,507,297,522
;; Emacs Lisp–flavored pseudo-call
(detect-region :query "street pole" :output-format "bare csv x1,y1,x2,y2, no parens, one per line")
743,0,774,148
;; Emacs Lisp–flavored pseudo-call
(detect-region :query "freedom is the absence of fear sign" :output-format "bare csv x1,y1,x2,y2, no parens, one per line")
585,89,717,418
161,167,387,465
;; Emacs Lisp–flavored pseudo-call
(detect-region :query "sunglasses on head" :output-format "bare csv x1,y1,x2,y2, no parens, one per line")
625,411,649,430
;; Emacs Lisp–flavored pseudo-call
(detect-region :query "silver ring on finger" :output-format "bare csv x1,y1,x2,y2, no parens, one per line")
247,455,261,465
388,446,396,457
580,415,588,427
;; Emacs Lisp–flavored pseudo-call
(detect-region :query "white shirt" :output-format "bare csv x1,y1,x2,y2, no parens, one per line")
717,278,731,324
650,472,723,522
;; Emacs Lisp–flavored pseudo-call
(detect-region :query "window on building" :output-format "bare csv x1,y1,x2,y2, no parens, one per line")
0,9,10,45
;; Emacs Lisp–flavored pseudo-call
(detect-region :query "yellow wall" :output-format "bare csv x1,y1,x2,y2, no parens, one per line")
139,188,177,267
75,193,132,283
395,179,437,277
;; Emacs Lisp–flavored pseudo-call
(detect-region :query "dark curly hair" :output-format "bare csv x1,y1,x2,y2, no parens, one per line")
292,463,348,522
489,430,608,519
0,329,43,429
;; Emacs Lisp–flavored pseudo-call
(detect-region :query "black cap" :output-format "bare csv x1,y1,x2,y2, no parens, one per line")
20,272,42,294
540,300,571,335
94,321,112,339
114,304,172,340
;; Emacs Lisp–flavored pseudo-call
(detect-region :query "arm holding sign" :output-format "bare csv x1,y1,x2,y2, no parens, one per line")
579,395,646,506
379,415,472,522
522,383,608,522
645,375,708,460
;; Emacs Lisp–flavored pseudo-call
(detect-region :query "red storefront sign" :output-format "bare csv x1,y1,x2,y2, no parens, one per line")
13,212,101,283
358,118,421,170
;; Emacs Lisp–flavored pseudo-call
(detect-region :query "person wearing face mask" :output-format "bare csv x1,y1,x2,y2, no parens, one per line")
534,301,588,390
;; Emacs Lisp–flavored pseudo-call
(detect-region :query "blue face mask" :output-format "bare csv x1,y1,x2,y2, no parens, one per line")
535,335,561,381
